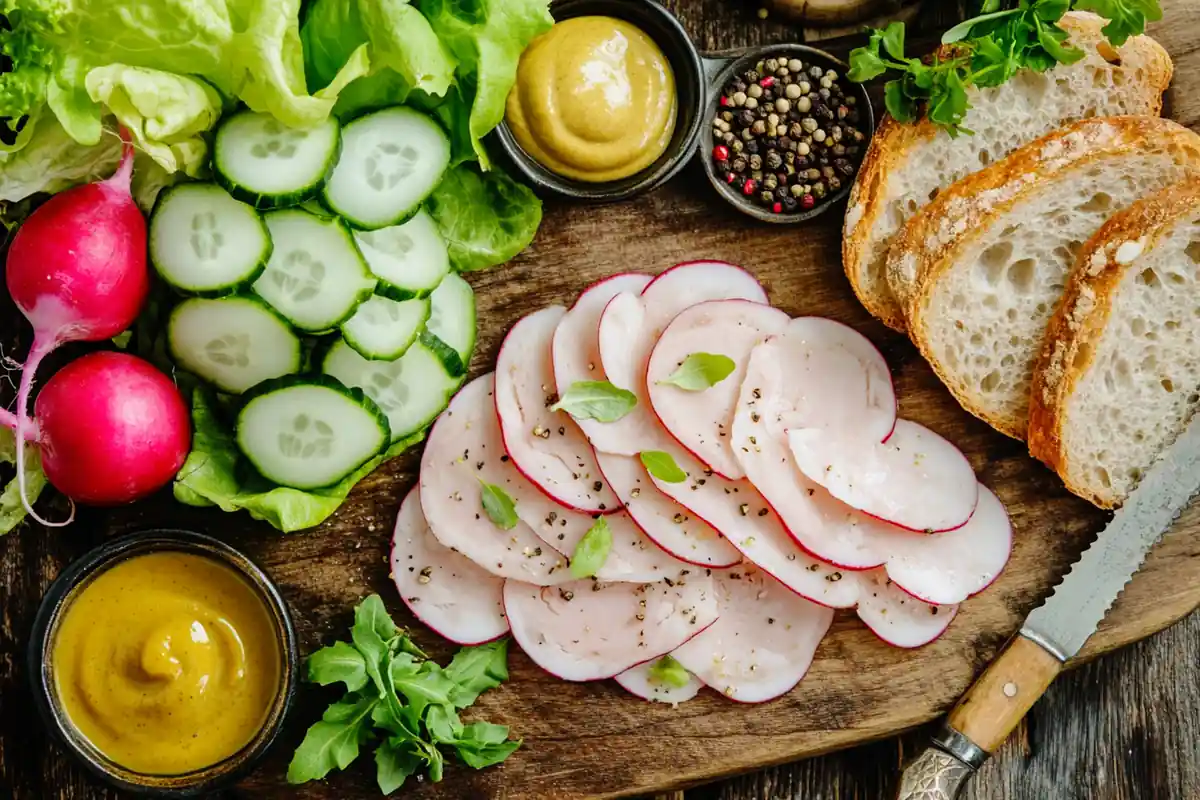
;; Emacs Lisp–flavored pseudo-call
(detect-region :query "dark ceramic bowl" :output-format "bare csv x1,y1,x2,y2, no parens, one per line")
492,0,706,202
700,43,876,224
28,530,299,798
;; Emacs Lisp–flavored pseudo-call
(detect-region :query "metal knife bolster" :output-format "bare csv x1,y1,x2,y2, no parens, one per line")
897,413,1200,800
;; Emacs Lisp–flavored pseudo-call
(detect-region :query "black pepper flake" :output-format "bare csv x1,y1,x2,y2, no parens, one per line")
757,508,768,517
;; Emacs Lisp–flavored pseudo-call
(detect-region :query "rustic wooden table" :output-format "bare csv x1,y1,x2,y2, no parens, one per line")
2,2,1199,799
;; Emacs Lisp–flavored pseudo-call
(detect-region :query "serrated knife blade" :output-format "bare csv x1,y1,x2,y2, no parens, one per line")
897,413,1200,800
1021,411,1200,661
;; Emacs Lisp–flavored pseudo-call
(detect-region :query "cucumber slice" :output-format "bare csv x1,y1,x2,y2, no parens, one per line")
322,106,450,230
168,296,302,394
341,295,430,361
150,183,271,296
422,273,476,376
237,375,390,490
353,211,450,301
254,209,377,332
214,110,341,209
322,338,458,441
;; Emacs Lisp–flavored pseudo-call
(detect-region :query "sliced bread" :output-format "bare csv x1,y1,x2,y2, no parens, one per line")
892,116,1200,440
842,11,1172,331
1029,177,1200,508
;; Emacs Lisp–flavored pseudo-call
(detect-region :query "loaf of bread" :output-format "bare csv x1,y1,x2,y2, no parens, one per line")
841,11,1172,331
1029,177,1200,507
891,116,1200,440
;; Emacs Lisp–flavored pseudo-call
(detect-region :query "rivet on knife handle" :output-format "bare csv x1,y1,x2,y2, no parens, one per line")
897,633,1064,799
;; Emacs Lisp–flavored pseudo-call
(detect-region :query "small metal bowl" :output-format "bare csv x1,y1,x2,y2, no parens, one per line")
699,44,876,224
28,530,299,798
492,0,706,202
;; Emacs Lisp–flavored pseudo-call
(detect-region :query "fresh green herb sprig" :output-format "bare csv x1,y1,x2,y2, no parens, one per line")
848,0,1162,135
288,595,520,793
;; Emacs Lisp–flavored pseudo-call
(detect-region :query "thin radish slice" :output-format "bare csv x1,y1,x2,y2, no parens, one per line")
592,261,768,456
731,341,893,569
672,566,833,703
419,374,570,585
496,306,621,514
647,445,861,608
553,273,652,445
615,658,703,705
503,570,719,682
788,419,978,533
883,485,1012,605
646,300,789,480
856,570,958,648
596,450,742,568
391,486,508,645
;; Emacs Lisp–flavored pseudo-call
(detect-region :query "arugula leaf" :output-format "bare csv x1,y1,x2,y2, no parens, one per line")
308,641,369,693
390,660,458,718
656,353,737,391
880,22,907,59
479,481,518,530
287,693,378,784
455,729,521,769
647,655,690,689
640,451,688,484
425,702,466,744
1036,20,1085,65
847,40,890,83
927,68,971,135
942,7,1022,43
445,639,511,708
375,739,422,794
549,381,637,422
570,516,612,579
884,79,917,124
1075,0,1162,45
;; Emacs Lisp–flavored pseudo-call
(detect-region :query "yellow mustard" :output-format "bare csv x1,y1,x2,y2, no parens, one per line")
52,551,281,775
506,16,677,183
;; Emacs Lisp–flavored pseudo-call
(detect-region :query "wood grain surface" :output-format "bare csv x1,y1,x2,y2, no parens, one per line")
2,2,1200,800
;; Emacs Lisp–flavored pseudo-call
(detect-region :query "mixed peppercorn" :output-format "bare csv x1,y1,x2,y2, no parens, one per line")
711,54,867,215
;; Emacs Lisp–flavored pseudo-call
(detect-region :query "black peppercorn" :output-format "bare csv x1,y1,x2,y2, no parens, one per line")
795,155,810,169
779,136,793,151
828,175,842,191
783,196,799,212
818,87,831,100
765,151,782,170
764,137,779,150
774,186,789,201
743,70,760,83
731,157,747,173
748,154,763,171
816,104,834,121
744,139,759,155
737,109,755,127
732,79,748,94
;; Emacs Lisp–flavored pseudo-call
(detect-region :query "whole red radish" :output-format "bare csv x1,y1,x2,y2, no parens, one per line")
4,130,148,523
35,352,190,506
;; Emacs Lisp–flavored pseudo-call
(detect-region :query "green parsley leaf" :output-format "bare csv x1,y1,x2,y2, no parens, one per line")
308,641,369,693
942,7,1022,43
479,480,518,530
880,21,907,59
375,740,421,794
549,380,637,422
884,79,917,123
640,450,688,483
1075,0,1161,45
847,41,889,82
656,353,737,391
287,693,378,784
647,655,691,689
445,639,511,708
927,68,970,134
570,516,613,579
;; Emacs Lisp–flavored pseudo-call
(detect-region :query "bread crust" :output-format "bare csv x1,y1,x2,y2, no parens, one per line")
841,11,1173,333
1027,176,1200,508
896,115,1200,440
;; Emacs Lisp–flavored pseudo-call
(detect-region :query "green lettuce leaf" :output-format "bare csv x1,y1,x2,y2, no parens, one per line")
424,164,541,272
0,427,47,536
417,0,552,163
173,388,424,532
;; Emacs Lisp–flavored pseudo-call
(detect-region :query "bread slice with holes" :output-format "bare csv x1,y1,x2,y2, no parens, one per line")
892,116,1200,440
1029,177,1200,508
842,11,1172,331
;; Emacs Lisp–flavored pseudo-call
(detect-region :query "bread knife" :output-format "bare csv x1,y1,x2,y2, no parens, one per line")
896,413,1200,799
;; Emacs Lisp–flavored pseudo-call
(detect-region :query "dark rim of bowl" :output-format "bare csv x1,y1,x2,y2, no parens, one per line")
28,530,299,798
492,0,706,202
699,44,876,224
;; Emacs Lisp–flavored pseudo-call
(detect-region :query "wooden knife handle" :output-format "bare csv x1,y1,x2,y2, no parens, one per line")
896,634,1064,800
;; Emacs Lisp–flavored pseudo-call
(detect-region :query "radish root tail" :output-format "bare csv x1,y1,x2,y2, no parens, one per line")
15,337,73,528
106,127,135,193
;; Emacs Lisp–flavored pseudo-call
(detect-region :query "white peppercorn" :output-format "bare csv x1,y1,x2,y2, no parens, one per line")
732,91,747,106
797,141,811,156
813,129,826,142
820,76,833,89
799,81,811,93
801,117,818,133
788,59,803,73
775,98,791,113
796,96,812,113
785,83,802,100
745,97,758,110
748,83,763,99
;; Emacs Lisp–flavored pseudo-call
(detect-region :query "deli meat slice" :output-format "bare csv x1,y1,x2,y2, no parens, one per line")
788,419,979,533
646,300,789,480
391,486,508,645
552,273,652,447
496,306,620,514
731,318,899,569
596,450,742,568
420,374,570,585
648,445,861,609
672,566,833,703
855,569,958,648
615,657,703,705
593,261,768,456
503,569,719,682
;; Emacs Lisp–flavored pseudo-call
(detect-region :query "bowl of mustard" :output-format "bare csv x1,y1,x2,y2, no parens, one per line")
494,0,706,202
29,530,298,797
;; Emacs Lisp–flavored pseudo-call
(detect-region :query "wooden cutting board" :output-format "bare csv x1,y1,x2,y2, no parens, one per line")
3,4,1199,800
